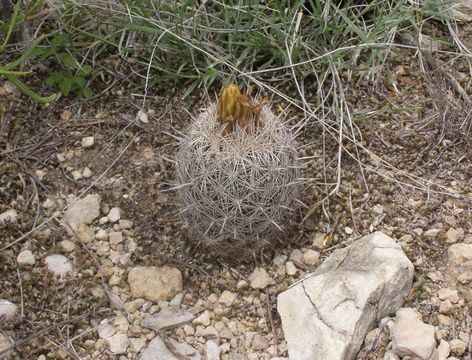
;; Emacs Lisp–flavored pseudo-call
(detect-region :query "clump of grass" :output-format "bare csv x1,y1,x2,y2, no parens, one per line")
56,0,460,95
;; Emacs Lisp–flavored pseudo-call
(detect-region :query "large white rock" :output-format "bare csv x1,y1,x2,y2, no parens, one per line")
277,232,414,360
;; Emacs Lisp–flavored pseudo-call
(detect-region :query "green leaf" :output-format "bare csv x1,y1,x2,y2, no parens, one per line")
78,64,92,75
74,76,86,87
58,52,77,69
46,72,62,87
82,87,93,99
59,77,73,96
51,33,68,48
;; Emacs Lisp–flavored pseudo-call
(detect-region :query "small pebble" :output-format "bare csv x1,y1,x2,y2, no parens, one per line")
81,136,95,148
438,288,459,303
372,204,384,214
302,249,320,267
72,170,82,180
0,209,18,224
60,240,76,253
219,291,237,306
95,229,108,241
45,254,74,277
285,261,297,276
0,300,18,321
17,250,35,266
108,207,121,223
82,168,93,178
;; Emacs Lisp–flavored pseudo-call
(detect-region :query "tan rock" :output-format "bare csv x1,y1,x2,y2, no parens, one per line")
128,266,182,302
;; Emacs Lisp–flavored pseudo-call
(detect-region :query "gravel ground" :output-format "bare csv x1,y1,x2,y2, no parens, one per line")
1,35,472,359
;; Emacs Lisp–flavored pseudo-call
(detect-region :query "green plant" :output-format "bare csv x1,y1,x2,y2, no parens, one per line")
0,2,94,102
0,0,56,103
0,35,57,103
42,32,93,99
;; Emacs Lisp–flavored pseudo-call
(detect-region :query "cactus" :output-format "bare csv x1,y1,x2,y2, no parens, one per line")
176,84,299,257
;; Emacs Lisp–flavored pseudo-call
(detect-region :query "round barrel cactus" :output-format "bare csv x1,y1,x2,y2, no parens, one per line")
176,84,299,257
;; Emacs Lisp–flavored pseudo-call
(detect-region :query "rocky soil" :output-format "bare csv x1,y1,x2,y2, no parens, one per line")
1,32,472,360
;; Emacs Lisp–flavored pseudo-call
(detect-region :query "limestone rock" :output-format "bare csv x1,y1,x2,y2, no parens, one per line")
0,209,18,224
63,194,101,228
108,207,121,223
448,243,472,299
251,334,269,350
60,240,75,252
17,250,35,266
140,336,200,360
129,338,146,353
285,261,297,276
204,340,221,360
45,254,74,277
277,232,414,360
171,339,201,360
128,266,182,302
0,300,18,322
445,227,464,244
248,267,274,289
98,320,116,339
81,136,94,148
302,249,320,267
449,339,467,356
0,333,13,358
193,310,211,326
437,339,450,360
107,333,129,354
390,308,436,360
438,288,459,303
219,291,237,306
383,350,400,360
141,306,194,331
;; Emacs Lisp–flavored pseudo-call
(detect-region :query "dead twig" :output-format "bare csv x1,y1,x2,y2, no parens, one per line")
265,288,279,356
0,308,109,356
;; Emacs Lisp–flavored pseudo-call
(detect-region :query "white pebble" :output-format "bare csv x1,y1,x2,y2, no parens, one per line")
72,170,82,180
0,300,18,321
45,254,74,277
108,207,121,223
285,261,297,276
81,136,95,148
60,240,76,253
82,168,93,178
0,209,18,224
17,250,35,266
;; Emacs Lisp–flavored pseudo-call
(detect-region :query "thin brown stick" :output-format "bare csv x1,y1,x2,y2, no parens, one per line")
265,288,279,356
